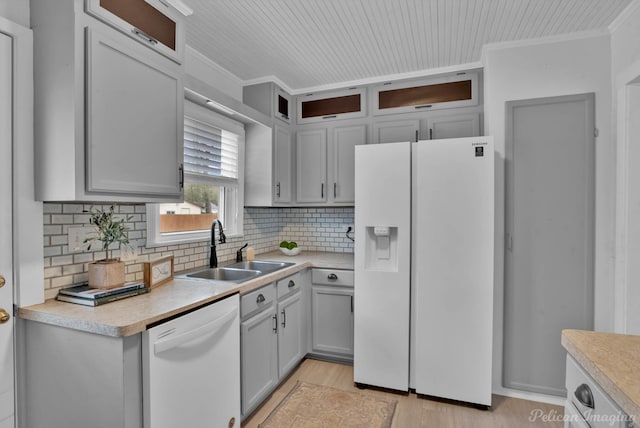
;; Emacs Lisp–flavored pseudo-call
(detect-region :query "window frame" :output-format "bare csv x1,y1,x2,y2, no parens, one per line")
146,100,245,247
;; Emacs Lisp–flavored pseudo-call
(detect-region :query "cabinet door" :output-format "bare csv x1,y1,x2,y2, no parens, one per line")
374,119,419,144
311,286,354,357
297,88,366,124
86,0,185,63
241,308,278,417
85,28,183,199
332,125,366,204
277,292,304,378
296,128,327,203
427,113,480,140
274,125,292,203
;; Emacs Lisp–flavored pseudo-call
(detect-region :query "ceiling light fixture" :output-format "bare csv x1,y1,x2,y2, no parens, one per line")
156,0,193,16
206,100,236,116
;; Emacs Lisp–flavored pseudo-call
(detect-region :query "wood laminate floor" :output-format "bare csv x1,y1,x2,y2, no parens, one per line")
242,358,565,428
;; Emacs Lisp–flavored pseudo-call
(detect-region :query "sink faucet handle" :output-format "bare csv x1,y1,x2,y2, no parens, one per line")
236,243,248,262
216,219,226,243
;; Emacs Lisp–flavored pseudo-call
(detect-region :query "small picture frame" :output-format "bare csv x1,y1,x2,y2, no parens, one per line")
144,256,174,289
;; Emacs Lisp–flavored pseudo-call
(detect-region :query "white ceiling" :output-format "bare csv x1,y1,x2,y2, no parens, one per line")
183,0,633,93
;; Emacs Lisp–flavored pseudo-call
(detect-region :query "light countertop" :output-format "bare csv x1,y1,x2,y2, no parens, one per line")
562,329,640,422
19,251,353,338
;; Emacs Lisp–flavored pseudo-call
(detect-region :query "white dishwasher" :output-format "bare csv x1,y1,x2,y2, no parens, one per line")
143,294,240,428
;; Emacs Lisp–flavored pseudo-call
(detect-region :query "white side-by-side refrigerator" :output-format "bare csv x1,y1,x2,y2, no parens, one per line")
354,137,494,407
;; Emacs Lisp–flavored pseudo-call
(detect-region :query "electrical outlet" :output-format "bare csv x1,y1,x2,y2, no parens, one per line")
68,226,95,253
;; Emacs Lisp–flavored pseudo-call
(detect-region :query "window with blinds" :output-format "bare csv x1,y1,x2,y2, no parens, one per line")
184,117,239,180
149,100,245,245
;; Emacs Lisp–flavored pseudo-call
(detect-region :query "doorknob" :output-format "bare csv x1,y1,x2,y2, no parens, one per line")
0,275,5,287
0,308,10,324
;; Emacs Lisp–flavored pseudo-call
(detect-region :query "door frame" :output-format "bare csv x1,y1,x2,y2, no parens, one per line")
0,14,42,428
615,73,640,334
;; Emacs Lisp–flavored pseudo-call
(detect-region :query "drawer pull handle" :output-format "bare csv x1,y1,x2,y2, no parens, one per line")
574,383,594,409
256,294,265,304
272,314,278,333
328,273,338,281
288,280,295,288
281,309,286,328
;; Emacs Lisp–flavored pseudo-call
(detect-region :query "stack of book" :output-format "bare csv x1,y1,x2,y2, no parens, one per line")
56,282,148,306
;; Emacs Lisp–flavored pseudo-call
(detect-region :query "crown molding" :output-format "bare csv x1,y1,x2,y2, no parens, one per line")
609,0,640,33
185,45,243,86
480,28,610,63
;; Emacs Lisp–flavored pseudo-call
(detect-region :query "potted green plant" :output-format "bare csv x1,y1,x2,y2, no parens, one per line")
83,206,132,289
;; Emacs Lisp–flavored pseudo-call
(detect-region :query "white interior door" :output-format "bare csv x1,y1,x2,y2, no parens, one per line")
0,32,15,427
504,94,595,396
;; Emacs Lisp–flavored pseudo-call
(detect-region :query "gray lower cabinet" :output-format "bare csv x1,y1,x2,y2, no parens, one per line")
240,294,278,418
277,291,304,377
240,272,305,419
22,320,143,428
310,269,354,362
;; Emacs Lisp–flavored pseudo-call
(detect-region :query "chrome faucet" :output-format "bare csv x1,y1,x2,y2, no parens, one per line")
209,219,226,268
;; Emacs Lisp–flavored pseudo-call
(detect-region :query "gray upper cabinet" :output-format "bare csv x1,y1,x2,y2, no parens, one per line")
85,28,183,197
373,113,481,143
243,82,292,124
296,124,366,206
244,123,293,206
296,128,328,203
32,0,185,202
244,70,482,206
331,124,366,204
374,119,420,144
427,113,480,140
372,72,479,116
297,87,366,125
274,125,293,203
85,0,185,63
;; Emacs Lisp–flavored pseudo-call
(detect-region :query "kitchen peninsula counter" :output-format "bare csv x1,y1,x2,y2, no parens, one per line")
562,329,640,423
19,251,353,337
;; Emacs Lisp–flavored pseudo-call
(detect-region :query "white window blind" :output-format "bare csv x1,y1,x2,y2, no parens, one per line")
184,117,239,180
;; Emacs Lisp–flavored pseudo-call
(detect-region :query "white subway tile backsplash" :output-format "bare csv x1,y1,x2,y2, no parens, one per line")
42,203,353,297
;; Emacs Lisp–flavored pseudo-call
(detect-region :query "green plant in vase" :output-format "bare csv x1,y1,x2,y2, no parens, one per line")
84,206,133,289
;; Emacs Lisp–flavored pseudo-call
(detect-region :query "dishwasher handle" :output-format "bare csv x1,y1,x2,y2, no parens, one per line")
154,306,238,354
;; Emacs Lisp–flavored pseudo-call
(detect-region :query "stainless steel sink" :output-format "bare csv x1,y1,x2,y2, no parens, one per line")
225,260,295,274
184,267,261,283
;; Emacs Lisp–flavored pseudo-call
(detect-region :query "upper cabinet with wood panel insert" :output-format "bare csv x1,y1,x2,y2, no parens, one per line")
373,72,479,116
244,82,293,125
297,87,366,124
31,0,185,202
86,0,186,63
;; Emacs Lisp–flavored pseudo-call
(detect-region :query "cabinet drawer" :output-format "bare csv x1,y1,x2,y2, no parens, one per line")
241,285,276,319
276,273,302,299
311,269,353,287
